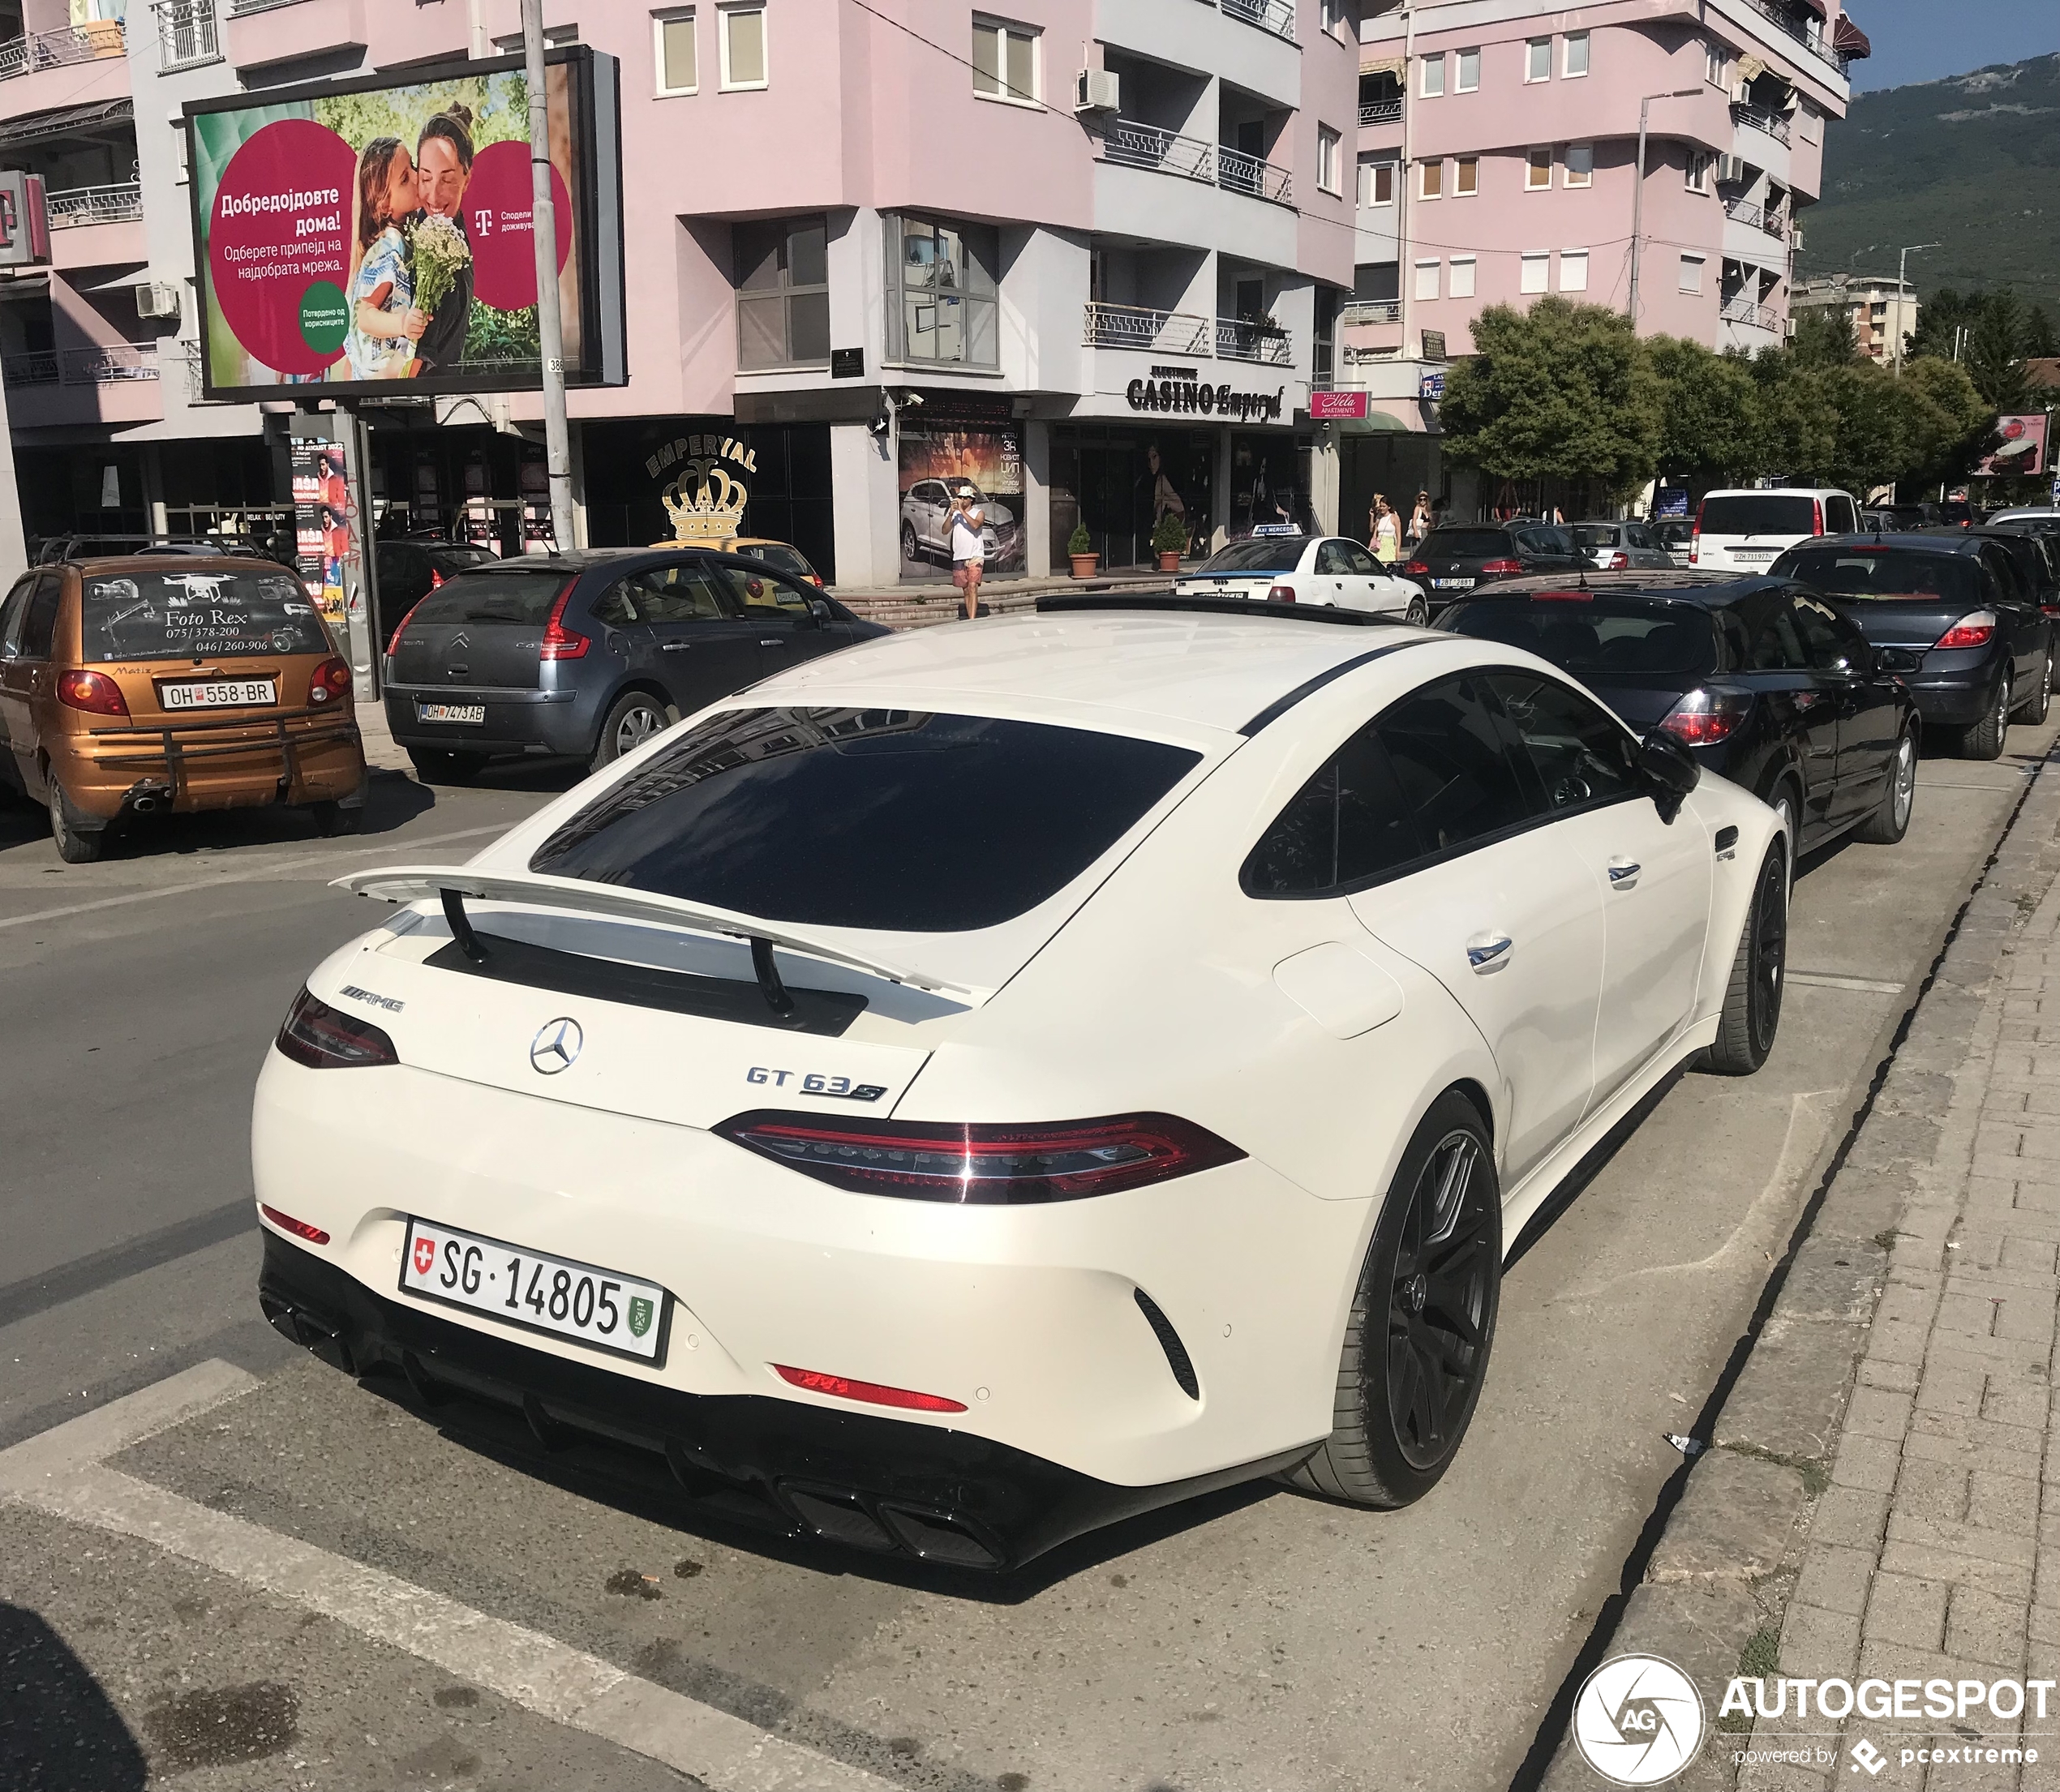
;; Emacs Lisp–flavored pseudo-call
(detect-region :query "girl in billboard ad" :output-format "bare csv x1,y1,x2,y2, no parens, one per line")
345,138,427,379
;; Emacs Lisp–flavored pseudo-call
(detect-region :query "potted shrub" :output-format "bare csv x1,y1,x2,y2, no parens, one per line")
1152,511,1188,572
1067,522,1098,578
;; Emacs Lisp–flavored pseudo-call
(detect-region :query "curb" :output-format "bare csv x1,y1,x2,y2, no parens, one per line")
1533,749,2060,1790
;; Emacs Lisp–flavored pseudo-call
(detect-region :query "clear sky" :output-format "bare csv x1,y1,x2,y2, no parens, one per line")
1847,0,2058,93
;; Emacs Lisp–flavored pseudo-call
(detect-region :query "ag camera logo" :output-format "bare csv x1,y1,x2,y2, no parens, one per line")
1573,1654,1706,1786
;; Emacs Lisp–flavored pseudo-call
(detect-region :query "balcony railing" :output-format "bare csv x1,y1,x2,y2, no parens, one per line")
45,182,145,228
153,0,221,70
1217,144,1293,206
1731,101,1792,147
1083,302,1211,356
1358,96,1401,127
1219,0,1296,44
1339,300,1402,326
1722,195,1789,241
2,343,159,388
2,351,58,387
229,0,305,11
1730,0,1852,75
1720,297,1782,332
1096,119,1214,183
1217,316,1292,364
0,19,127,79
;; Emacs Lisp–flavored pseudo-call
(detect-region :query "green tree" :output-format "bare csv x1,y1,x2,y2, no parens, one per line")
1438,298,1661,495
1790,305,1860,370
1899,354,1996,491
1963,291,2031,411
1645,337,1759,482
2025,305,2058,360
1907,286,1981,362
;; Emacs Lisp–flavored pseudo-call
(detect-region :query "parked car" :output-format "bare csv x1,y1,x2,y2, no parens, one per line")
1949,527,2060,621
899,479,1018,567
257,596,1784,1571
1173,535,1424,617
381,547,888,782
726,538,827,588
1771,534,2053,759
1401,522,1588,610
1654,519,1696,566
1570,521,1674,571
0,552,366,862
1988,508,2060,536
1690,488,1861,573
1440,571,1921,859
1879,504,1942,532
374,538,498,648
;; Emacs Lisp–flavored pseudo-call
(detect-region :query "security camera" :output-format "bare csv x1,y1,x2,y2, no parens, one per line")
895,391,924,409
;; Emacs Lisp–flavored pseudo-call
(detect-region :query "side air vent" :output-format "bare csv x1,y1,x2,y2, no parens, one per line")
1134,1287,1200,1400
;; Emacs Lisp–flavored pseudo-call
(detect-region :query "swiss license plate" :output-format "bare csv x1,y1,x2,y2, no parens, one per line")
417,701,487,724
1730,549,1774,561
161,679,275,710
400,1218,670,1362
1432,577,1475,589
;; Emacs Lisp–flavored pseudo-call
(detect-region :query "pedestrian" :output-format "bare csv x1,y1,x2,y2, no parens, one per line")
1371,495,1401,565
1407,491,1431,549
949,483,985,620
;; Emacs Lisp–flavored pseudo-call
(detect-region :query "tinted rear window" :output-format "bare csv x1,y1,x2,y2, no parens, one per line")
1199,539,1307,574
1778,548,1985,606
1570,526,1620,549
409,568,572,626
529,707,1202,932
736,543,816,581
81,568,328,662
1447,597,1717,676
427,547,496,577
1422,530,1511,558
1699,496,1818,536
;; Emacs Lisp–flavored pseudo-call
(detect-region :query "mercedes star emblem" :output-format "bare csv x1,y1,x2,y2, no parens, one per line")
529,1017,582,1074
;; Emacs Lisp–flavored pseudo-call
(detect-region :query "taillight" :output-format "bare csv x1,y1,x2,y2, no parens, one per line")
1607,551,1629,570
308,656,352,705
1267,583,1298,603
539,577,588,660
1401,559,1431,576
260,1204,331,1245
1479,558,1524,575
386,598,424,657
57,669,127,716
1689,502,1704,565
1533,589,1594,602
1935,611,1996,649
1659,688,1753,747
429,567,445,589
773,1365,966,1413
809,575,824,589
275,987,398,1069
714,1111,1246,1203
1813,498,1825,536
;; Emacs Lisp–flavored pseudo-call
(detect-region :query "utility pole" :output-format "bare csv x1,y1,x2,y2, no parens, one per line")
1396,4,1414,357
1627,89,1702,326
1893,241,1938,375
521,0,575,552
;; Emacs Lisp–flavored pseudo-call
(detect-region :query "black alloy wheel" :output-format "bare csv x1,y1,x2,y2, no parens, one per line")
1706,842,1787,1075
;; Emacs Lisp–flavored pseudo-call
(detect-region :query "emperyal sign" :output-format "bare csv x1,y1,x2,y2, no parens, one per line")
1127,365,1285,422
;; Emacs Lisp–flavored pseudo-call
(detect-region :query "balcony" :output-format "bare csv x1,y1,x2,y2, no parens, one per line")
1731,102,1792,148
1084,302,1211,356
1339,300,1401,326
0,20,127,80
1217,145,1293,207
1722,196,1789,242
1217,315,1292,364
1097,119,1214,184
1219,0,1295,45
1358,97,1401,128
1729,0,1852,75
46,182,144,228
154,0,221,71
225,0,371,74
1720,296,1782,332
3,341,162,427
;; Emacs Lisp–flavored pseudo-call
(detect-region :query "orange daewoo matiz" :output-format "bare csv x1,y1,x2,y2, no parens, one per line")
0,553,367,862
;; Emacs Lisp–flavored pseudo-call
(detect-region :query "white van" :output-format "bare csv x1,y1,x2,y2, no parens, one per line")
1691,488,1860,572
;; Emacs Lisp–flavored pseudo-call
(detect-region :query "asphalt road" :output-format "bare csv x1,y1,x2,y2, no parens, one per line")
1,722,2053,1792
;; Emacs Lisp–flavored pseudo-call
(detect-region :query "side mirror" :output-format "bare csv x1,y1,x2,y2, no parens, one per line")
809,598,834,625
1636,730,1701,824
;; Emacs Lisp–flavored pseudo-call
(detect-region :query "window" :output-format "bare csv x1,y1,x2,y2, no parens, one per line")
1564,143,1592,188
1526,37,1551,82
653,8,697,94
1377,676,1532,860
1563,31,1589,77
1558,250,1588,293
1824,495,1857,534
719,3,766,88
1799,101,1821,145
1420,51,1444,97
886,214,1000,367
1746,599,1809,671
1454,47,1479,92
170,119,190,182
1454,156,1478,196
1448,597,1719,678
20,575,61,660
1525,148,1551,191
735,215,830,369
1359,158,1395,207
1418,159,1443,200
1521,253,1549,294
1487,675,1639,813
1789,595,1855,672
1704,39,1727,86
1242,724,1421,896
80,568,324,662
1678,253,1705,294
1414,259,1440,302
1685,150,1710,193
1448,256,1476,298
1318,125,1342,195
972,16,1037,105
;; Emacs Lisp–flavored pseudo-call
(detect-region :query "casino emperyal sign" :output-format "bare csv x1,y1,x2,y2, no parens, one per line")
1127,364,1285,423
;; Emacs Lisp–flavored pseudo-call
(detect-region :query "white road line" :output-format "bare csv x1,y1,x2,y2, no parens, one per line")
0,1362,899,1792
0,824,509,932
1786,970,1908,996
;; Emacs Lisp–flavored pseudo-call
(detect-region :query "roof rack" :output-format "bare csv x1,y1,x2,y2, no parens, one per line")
1036,593,1400,626
34,533,284,566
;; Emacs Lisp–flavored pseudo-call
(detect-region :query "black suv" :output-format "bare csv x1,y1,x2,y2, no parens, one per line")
1402,523,1587,612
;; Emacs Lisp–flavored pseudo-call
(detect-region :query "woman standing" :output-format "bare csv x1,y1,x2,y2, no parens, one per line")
949,484,985,620
411,108,476,374
1371,494,1401,565
1407,490,1432,550
344,139,426,380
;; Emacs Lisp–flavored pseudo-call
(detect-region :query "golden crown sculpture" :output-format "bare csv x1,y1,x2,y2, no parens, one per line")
663,457,749,542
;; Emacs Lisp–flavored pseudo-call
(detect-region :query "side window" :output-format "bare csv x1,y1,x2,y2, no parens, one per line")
1747,601,1808,671
590,580,642,628
1789,595,1851,671
1981,547,2024,607
1315,541,1349,575
1375,674,1533,857
638,565,729,623
1488,673,1641,813
0,573,36,655
20,575,62,659
717,564,810,615
1242,722,1420,895
1711,607,1752,671
1826,496,1856,534
1343,542,1381,577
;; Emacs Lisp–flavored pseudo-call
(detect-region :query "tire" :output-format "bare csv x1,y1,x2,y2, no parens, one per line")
1406,594,1429,627
1281,1091,1501,1509
47,777,105,864
1958,675,2010,761
1762,778,1800,896
1854,728,1917,846
1704,841,1787,1076
2016,651,2051,724
308,800,361,837
406,748,487,784
590,691,670,772
900,522,921,565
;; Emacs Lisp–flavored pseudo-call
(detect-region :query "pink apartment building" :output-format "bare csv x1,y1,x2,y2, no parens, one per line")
0,0,1365,581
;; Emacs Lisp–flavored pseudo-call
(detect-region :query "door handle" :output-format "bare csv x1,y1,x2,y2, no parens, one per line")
759,638,784,648
1466,932,1513,971
1607,858,1642,890
660,641,693,652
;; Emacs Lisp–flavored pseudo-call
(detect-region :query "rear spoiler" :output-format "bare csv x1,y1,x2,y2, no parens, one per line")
334,866,975,998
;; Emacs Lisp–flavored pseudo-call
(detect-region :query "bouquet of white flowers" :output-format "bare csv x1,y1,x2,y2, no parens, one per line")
401,212,472,370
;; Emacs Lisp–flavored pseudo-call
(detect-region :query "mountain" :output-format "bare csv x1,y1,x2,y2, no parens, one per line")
1800,53,2060,317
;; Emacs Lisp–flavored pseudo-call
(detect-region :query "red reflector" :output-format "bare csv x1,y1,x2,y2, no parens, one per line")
1935,611,1996,649
1267,583,1297,603
715,1110,1246,1203
773,1365,966,1413
1479,558,1524,574
1659,688,1752,747
260,1203,330,1245
58,669,128,716
308,656,351,704
1530,589,1594,602
539,576,589,660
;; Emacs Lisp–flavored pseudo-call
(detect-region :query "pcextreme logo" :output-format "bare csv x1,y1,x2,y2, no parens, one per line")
1572,1655,1706,1786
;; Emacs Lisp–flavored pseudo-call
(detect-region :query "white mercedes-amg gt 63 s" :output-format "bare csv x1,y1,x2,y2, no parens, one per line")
254,595,1787,1571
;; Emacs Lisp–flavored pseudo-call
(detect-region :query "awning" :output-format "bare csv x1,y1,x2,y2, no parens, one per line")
0,97,131,148
1736,52,1766,81
1337,408,1410,435
1359,54,1406,78
1833,14,1871,58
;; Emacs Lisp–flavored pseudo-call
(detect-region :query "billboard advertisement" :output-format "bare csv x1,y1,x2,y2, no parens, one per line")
897,396,1025,583
1976,414,2049,479
185,47,623,400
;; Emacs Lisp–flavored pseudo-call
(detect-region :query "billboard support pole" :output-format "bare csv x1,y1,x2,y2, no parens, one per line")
337,404,382,702
521,0,575,553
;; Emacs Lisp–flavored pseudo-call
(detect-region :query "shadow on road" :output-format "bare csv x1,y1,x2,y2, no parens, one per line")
0,1601,148,1790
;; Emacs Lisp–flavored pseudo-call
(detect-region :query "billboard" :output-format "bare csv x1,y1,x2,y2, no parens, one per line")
1976,414,2049,479
185,46,623,400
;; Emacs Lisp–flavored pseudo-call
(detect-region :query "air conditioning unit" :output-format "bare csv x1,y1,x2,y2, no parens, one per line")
1715,154,1748,184
136,282,181,321
1732,80,1753,104
1075,67,1120,113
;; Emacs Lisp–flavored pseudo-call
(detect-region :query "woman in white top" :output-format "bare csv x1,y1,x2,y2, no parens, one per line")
1371,494,1401,566
949,486,985,620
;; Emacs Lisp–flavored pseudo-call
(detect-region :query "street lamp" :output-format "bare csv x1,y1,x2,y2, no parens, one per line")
1627,90,1706,326
1892,242,1939,375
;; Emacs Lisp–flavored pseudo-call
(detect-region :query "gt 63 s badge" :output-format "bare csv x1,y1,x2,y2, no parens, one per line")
746,1066,886,1101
